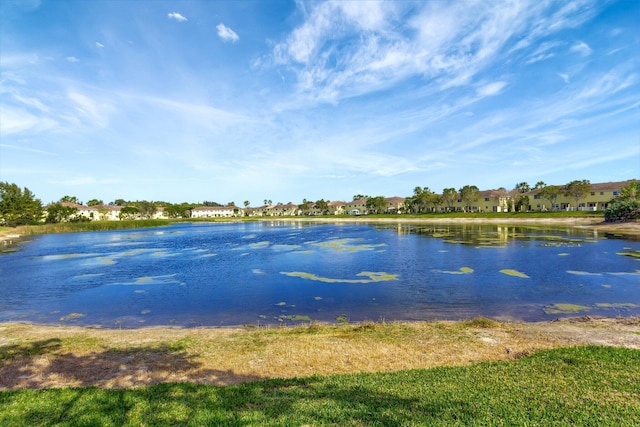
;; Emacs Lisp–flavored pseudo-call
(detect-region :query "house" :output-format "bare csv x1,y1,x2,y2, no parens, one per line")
525,180,634,211
385,197,406,214
267,203,299,216
475,190,510,213
345,198,369,215
89,204,122,221
191,206,240,218
327,201,346,215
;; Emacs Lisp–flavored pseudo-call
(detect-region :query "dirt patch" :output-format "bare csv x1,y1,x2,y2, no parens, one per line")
1,317,638,390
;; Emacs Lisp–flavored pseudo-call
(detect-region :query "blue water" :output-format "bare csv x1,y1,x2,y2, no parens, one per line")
1,221,638,327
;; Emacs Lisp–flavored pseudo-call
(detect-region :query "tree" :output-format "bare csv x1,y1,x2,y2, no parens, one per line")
134,201,157,219
227,201,236,207
86,199,103,206
459,185,479,212
119,206,139,220
407,187,435,213
0,182,44,227
60,195,82,205
563,180,591,210
515,182,530,193
538,185,561,211
243,201,250,208
619,180,640,201
315,199,329,215
111,199,127,206
352,194,369,201
299,199,311,215
604,180,640,222
533,181,546,190
441,188,457,212
365,196,388,214
164,203,192,218
46,203,78,223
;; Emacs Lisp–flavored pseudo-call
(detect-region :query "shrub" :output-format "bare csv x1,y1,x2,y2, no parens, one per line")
604,200,640,222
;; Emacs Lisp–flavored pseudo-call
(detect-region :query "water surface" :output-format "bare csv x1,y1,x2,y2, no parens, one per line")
1,222,638,327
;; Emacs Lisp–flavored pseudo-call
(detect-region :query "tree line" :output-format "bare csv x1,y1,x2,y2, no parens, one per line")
1,179,638,227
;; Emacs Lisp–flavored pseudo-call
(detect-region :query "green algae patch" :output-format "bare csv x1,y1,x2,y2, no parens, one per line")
59,312,86,322
433,267,474,275
500,269,530,278
308,238,386,253
42,253,97,261
607,269,640,276
595,303,639,309
617,250,640,259
336,315,349,323
280,315,312,322
543,303,590,315
249,241,270,249
567,270,603,276
281,271,398,283
111,274,181,286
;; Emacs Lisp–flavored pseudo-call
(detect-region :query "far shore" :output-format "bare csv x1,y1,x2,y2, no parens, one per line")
1,216,639,244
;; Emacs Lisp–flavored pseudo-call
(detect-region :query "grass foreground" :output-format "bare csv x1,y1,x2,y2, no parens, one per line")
1,345,638,426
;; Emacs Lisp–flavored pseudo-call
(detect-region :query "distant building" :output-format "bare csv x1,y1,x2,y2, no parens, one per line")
191,206,240,218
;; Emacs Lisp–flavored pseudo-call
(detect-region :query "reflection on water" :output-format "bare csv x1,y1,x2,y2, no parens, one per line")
1,222,639,328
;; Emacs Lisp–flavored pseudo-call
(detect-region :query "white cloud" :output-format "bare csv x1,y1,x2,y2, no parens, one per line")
270,0,600,105
0,106,57,135
168,12,187,22
95,42,104,48
477,81,507,97
216,23,239,43
67,91,111,128
66,56,79,62
570,41,592,56
558,73,570,83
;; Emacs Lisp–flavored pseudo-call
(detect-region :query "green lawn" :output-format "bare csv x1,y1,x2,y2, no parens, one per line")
1,346,638,426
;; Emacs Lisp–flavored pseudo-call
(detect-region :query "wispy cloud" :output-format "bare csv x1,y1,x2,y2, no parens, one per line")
477,81,507,97
270,1,603,105
216,23,239,43
95,42,104,48
168,12,187,22
570,41,592,56
66,56,79,63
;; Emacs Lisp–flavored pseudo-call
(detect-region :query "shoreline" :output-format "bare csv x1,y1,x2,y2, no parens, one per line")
2,217,639,243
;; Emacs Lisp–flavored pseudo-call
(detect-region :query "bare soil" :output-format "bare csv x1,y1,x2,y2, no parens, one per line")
1,317,638,390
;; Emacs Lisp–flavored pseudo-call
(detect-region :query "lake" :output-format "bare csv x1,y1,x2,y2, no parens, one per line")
1,221,639,328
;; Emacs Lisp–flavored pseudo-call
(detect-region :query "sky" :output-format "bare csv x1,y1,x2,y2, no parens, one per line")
1,0,639,205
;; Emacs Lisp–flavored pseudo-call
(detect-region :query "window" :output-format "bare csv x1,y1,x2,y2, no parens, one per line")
484,197,490,202
613,191,619,196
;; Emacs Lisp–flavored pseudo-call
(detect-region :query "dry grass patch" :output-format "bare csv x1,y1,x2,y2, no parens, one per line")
1,317,639,390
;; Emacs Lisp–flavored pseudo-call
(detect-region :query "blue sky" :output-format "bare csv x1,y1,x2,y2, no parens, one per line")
1,0,638,205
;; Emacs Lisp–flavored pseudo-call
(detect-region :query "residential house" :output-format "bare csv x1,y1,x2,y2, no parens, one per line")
327,201,346,215
345,198,369,215
191,206,240,218
526,180,634,211
385,197,406,213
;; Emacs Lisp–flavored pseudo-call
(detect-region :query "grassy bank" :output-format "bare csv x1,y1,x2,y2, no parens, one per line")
1,345,638,426
8,211,605,235
18,219,174,236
